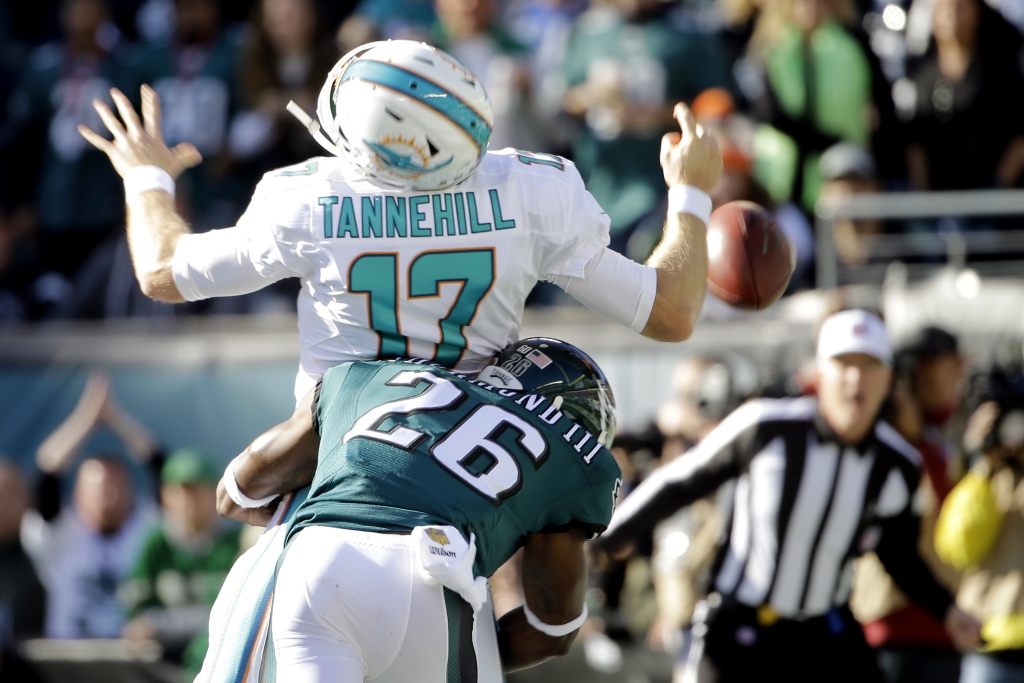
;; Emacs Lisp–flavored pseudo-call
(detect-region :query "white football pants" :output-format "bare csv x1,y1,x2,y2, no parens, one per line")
271,526,503,683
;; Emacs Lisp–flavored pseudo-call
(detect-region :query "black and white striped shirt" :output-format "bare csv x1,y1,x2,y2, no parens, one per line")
599,397,952,621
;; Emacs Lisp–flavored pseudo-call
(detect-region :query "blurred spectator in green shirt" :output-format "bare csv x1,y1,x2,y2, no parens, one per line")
355,0,436,39
337,0,435,55
504,0,588,155
746,0,896,212
560,0,731,252
121,448,241,681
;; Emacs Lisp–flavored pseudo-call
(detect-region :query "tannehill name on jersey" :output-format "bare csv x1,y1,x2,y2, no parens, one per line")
317,189,516,239
394,357,605,465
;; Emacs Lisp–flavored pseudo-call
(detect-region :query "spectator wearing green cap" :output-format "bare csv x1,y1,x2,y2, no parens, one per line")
121,448,241,681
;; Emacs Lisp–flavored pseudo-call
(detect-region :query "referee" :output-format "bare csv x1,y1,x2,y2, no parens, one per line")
595,310,981,682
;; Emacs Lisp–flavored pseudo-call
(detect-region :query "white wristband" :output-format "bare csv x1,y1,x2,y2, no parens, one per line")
523,602,588,637
667,185,712,225
124,165,175,203
222,457,278,509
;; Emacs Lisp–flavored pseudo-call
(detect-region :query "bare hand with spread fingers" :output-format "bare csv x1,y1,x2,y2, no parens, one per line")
77,85,199,302
78,85,202,179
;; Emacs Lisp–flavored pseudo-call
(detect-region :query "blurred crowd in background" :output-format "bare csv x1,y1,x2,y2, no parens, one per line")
0,370,245,680
0,0,1023,319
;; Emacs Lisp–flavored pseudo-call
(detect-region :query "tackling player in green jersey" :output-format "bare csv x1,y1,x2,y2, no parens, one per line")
217,339,621,682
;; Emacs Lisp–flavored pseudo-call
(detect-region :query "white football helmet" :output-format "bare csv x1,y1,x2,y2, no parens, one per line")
289,40,493,191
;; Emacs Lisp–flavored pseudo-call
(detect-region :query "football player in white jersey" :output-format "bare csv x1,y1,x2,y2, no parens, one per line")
79,40,721,404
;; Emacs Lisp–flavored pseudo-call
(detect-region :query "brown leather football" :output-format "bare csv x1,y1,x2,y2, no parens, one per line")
706,201,794,310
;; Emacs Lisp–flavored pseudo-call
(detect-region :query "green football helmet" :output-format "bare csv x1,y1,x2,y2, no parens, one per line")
477,338,616,447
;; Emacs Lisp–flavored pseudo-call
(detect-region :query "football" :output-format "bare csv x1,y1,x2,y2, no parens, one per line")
706,201,794,310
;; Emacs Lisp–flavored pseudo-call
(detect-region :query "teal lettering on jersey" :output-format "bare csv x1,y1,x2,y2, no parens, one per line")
362,197,383,238
323,192,517,240
409,195,430,237
409,249,495,366
432,194,456,236
489,190,516,230
318,196,338,238
386,197,407,238
466,192,491,233
287,361,622,578
454,193,468,235
339,197,358,238
349,254,406,357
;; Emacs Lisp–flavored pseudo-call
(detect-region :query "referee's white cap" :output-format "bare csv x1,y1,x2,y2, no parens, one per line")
817,310,892,365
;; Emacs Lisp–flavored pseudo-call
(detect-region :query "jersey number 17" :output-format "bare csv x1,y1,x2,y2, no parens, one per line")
349,249,495,365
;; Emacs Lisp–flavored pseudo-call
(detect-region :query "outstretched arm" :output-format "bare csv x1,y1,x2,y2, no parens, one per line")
496,529,589,672
82,86,303,303
37,372,109,475
595,400,760,554
79,86,202,302
215,387,321,525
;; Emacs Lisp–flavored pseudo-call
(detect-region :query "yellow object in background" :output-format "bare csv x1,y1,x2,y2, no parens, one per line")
981,614,1024,652
757,604,780,627
935,472,1003,570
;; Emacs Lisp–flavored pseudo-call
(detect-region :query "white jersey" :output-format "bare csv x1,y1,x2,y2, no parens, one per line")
174,149,610,400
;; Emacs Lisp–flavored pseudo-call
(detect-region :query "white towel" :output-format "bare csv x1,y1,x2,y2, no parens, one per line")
412,525,489,612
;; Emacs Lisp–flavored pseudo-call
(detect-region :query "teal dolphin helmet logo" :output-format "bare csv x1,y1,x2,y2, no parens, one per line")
364,139,454,175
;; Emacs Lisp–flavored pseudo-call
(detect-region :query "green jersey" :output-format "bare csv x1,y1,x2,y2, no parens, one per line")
122,523,242,678
287,360,622,577
123,524,242,616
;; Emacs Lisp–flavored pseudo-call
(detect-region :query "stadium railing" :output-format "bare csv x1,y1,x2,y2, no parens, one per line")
815,189,1024,288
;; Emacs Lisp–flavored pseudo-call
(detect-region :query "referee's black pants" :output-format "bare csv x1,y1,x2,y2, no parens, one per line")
698,602,884,683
